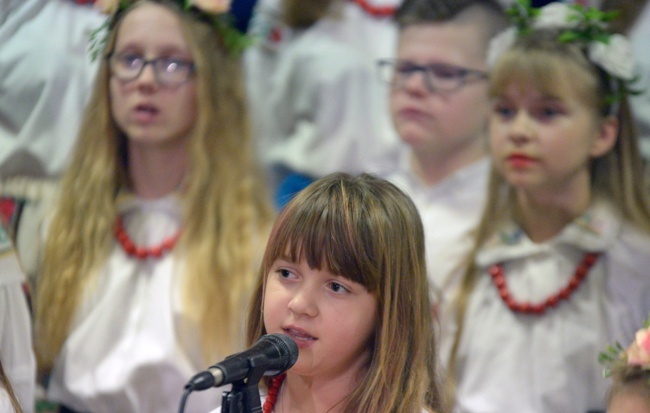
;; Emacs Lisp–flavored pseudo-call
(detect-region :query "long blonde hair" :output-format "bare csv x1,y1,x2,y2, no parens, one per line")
247,173,444,413
35,0,274,370
447,28,650,405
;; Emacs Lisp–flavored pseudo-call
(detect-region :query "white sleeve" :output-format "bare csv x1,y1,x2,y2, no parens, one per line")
627,3,650,159
0,0,105,177
264,36,399,178
0,243,35,413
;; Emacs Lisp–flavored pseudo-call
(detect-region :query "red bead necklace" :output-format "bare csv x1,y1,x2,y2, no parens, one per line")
262,374,286,413
351,0,396,18
488,252,600,315
114,217,182,259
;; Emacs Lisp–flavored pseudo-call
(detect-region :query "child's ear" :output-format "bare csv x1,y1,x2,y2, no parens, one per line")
590,115,618,158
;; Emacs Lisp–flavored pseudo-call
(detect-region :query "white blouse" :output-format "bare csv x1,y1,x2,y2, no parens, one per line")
48,194,225,413
443,201,650,413
0,387,18,413
382,155,490,302
244,0,402,189
0,229,35,413
0,0,104,178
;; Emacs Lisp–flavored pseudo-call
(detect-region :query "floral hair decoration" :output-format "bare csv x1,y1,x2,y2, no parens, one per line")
89,0,252,60
599,316,650,379
487,0,639,106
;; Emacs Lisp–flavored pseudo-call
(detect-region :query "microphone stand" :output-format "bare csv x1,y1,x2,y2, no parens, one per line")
221,353,268,413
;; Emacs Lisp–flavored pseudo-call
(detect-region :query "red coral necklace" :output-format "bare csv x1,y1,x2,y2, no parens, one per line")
351,0,396,17
114,217,182,259
262,374,286,413
488,252,600,315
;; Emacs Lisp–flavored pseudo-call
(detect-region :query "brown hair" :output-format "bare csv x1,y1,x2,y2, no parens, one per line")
281,0,339,29
607,366,650,409
601,0,649,34
395,0,507,34
247,173,444,413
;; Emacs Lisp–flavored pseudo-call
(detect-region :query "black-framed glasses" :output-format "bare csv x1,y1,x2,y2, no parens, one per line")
377,59,488,93
107,52,195,86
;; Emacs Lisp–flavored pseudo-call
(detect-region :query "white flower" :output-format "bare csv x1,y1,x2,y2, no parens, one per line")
588,34,636,80
94,0,120,15
487,28,516,68
189,0,232,14
533,3,581,30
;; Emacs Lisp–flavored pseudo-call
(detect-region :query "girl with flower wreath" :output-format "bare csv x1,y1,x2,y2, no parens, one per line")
440,1,650,412
33,1,274,412
211,173,445,413
601,318,650,413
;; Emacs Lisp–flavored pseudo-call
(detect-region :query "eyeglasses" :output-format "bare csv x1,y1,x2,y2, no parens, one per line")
377,59,488,93
107,52,195,86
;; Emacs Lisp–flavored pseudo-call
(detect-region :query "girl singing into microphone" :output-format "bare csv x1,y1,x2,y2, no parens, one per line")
211,172,445,413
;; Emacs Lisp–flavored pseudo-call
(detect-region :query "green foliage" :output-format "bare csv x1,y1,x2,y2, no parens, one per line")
503,0,640,109
214,13,255,56
87,0,253,61
508,0,539,34
598,342,626,378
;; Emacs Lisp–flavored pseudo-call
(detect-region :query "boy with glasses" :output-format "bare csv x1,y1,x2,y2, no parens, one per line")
380,0,507,308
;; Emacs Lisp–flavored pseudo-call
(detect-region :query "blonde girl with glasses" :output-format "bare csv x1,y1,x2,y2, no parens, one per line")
34,1,274,412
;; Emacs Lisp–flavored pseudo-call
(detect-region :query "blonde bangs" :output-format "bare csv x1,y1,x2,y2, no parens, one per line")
489,44,602,114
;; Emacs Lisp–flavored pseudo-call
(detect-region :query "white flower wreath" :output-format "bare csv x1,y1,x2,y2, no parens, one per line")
487,0,636,83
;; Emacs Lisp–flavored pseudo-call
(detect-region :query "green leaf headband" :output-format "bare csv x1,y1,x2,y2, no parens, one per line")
487,0,639,106
89,0,253,60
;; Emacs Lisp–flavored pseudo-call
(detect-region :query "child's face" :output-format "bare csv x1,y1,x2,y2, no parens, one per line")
489,81,614,196
109,2,197,149
608,391,650,413
390,22,490,158
262,255,377,379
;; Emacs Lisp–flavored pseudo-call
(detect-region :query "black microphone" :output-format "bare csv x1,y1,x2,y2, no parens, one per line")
186,333,299,391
